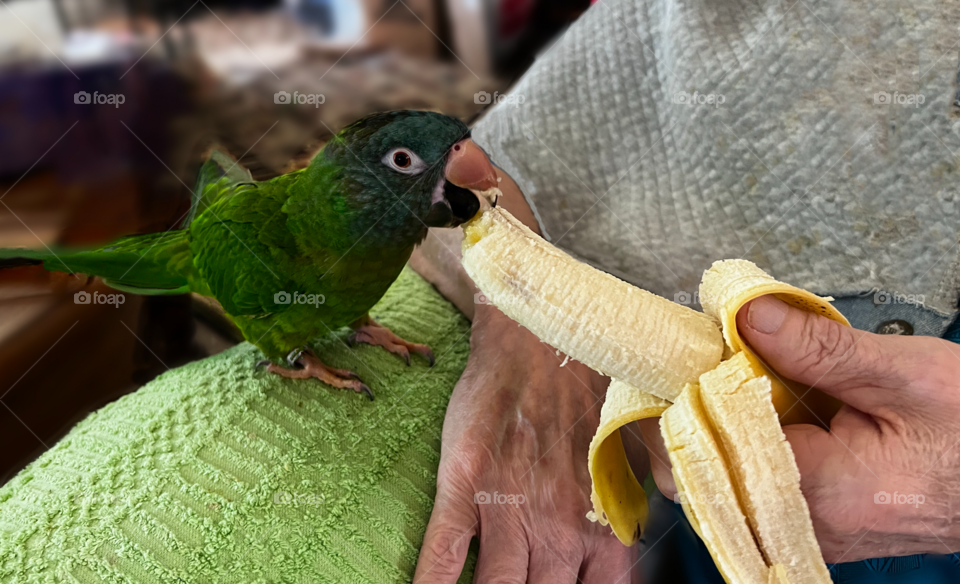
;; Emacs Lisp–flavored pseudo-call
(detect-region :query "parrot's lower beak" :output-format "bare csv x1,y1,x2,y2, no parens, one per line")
424,139,501,228
424,180,480,227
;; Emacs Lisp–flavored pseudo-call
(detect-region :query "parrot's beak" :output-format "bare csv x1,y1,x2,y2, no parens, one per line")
424,139,501,228
444,139,499,197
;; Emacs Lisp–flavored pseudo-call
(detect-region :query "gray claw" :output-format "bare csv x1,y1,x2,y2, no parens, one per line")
255,359,272,370
360,384,374,401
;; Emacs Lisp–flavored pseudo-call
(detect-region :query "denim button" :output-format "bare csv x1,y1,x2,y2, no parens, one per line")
876,320,914,335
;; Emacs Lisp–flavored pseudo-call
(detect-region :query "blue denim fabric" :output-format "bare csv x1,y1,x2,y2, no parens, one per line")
638,295,960,583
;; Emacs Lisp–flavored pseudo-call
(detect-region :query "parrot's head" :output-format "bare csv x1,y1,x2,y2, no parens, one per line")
328,110,499,235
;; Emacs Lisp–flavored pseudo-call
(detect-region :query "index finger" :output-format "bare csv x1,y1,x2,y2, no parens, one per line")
414,490,478,584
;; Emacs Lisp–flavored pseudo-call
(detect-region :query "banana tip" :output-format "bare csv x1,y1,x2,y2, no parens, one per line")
471,186,501,208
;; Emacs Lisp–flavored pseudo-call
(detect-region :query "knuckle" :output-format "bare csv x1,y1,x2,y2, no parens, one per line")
796,315,859,375
539,530,584,558
655,477,678,501
441,442,492,485
478,568,526,584
420,529,469,574
919,339,960,385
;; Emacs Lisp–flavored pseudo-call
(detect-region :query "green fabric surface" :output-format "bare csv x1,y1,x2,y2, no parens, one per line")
0,268,477,583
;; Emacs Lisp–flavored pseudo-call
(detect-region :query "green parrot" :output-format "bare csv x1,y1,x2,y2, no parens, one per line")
0,110,500,400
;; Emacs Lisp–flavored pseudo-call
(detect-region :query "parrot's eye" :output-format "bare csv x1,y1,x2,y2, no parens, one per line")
383,148,427,175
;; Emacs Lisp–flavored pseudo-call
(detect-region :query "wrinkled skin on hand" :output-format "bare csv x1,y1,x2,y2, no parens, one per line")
642,295,960,563
413,306,641,583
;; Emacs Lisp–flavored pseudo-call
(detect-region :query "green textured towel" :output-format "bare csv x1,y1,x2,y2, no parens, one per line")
0,268,477,583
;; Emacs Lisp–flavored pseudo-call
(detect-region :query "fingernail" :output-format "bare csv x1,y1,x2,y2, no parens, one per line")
748,295,788,334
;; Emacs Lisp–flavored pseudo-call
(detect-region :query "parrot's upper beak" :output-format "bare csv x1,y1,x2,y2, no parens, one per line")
424,139,501,228
444,139,499,197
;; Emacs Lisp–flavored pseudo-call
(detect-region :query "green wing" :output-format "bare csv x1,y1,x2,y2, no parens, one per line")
181,150,255,229
188,172,310,317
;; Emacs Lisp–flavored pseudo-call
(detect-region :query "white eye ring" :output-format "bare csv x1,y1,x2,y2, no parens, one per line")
383,148,427,175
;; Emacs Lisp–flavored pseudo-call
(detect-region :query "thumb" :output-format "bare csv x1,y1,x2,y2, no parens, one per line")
736,295,922,414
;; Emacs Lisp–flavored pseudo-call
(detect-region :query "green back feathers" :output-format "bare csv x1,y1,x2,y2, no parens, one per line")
182,150,255,229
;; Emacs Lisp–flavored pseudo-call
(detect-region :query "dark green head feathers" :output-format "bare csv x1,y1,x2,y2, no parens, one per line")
290,111,486,250
334,110,471,169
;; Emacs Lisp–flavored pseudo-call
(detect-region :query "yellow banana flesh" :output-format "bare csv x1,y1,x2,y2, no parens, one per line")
697,353,831,584
462,208,725,402
662,381,770,584
461,207,848,582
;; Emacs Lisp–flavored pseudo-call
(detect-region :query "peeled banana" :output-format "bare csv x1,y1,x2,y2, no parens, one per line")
462,207,725,402
461,207,850,583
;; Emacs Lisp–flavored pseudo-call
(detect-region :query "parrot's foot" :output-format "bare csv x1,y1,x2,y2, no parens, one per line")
349,317,435,367
257,350,373,400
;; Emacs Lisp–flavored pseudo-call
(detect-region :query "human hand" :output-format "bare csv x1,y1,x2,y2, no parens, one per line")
738,295,960,561
412,305,640,583
644,294,960,562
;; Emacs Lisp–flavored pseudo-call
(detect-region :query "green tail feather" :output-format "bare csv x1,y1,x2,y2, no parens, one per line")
0,150,248,296
0,230,194,295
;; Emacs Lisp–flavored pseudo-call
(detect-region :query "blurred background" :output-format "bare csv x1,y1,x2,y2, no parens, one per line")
0,0,593,482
